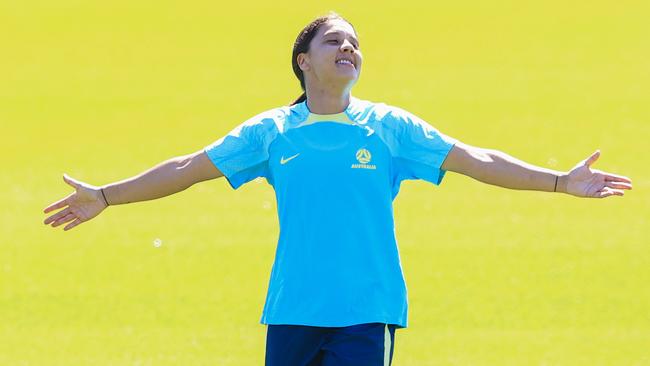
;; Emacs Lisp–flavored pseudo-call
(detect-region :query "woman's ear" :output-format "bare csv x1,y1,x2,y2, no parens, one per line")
297,53,310,72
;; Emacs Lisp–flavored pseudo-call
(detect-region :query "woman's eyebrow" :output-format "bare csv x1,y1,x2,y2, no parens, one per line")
323,31,359,44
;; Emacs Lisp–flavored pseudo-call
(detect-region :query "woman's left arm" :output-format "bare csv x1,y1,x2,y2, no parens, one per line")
440,142,633,198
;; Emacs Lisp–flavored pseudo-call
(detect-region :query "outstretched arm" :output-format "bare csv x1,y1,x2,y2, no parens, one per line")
43,150,223,231
440,142,632,198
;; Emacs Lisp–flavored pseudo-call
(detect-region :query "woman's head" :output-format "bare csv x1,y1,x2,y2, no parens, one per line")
291,12,362,105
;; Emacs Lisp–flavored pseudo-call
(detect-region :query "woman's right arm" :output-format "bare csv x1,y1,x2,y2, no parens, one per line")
43,150,223,231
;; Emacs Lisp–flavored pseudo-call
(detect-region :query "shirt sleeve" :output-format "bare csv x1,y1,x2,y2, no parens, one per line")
203,108,283,189
386,106,458,185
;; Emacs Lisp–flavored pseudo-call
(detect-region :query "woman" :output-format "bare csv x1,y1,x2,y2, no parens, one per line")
43,12,632,366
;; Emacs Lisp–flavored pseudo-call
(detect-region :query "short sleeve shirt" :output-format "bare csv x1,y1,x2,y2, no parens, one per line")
204,97,457,328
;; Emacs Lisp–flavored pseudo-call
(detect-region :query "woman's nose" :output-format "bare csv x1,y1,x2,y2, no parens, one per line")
340,40,355,52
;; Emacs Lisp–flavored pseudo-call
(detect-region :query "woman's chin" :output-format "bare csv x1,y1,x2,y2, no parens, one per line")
332,69,359,83
335,64,358,75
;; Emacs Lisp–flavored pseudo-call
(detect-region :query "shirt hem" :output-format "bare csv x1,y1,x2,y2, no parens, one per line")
260,316,407,329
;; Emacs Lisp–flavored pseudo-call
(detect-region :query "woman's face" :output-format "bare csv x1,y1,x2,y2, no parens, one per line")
298,19,363,90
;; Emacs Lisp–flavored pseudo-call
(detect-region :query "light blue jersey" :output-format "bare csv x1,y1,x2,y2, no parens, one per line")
204,97,457,328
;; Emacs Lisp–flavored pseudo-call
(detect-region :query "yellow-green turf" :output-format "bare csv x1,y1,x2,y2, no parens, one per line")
1,0,648,364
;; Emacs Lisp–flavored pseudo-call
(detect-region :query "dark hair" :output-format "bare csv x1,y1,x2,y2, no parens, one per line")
290,12,355,106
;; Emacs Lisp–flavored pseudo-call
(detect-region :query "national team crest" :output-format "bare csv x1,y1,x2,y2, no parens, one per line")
352,148,376,170
355,148,372,164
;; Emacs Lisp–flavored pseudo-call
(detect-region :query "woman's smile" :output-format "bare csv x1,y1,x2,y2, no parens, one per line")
335,58,355,68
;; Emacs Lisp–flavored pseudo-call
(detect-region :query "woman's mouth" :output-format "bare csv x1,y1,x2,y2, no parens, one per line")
335,59,355,69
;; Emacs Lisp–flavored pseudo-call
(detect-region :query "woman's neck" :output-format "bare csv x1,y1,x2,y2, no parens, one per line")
305,87,352,115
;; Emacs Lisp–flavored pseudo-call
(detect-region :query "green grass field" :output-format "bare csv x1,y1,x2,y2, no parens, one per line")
2,0,649,364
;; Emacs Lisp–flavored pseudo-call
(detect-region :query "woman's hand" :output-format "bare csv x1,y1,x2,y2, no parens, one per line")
564,150,633,198
43,174,109,231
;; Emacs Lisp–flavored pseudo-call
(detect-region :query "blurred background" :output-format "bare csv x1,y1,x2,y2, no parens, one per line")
1,0,648,364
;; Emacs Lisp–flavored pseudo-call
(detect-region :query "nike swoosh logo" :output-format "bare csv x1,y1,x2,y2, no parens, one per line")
280,153,300,165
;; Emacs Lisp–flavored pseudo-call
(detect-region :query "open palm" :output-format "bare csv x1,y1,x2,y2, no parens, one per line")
565,150,633,198
43,174,108,231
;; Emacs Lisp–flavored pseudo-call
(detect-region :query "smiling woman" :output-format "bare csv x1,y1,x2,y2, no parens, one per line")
43,10,633,366
290,12,362,109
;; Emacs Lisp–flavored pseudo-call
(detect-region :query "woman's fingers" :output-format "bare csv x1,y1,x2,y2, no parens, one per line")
604,173,632,184
63,218,83,231
605,181,633,190
584,150,600,167
44,207,71,225
51,213,77,228
44,194,72,213
592,169,632,184
63,174,81,189
596,187,624,198
43,175,81,214
44,174,102,231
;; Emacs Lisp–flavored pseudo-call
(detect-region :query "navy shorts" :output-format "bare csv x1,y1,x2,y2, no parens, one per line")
265,322,397,366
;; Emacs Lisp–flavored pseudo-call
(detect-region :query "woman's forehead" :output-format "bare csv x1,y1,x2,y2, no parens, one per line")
318,19,358,40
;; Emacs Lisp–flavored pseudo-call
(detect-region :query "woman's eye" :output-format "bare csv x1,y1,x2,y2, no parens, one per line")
326,39,359,49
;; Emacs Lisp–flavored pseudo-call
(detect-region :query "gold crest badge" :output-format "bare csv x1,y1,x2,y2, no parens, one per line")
355,148,372,164
352,148,376,170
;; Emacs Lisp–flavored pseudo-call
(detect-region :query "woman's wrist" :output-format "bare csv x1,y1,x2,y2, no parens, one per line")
555,173,569,194
99,187,110,207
